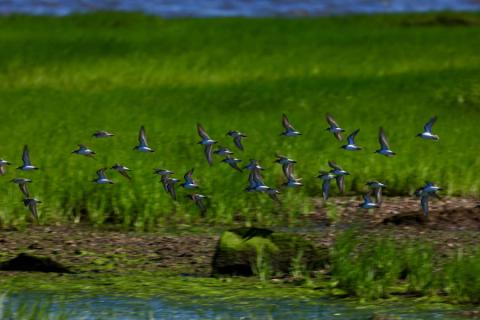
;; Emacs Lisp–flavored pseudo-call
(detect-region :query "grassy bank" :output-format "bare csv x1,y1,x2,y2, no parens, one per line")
0,13,479,227
2,226,480,305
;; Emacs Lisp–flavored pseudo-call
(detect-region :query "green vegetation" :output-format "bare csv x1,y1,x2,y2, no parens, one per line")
0,12,479,227
329,230,480,303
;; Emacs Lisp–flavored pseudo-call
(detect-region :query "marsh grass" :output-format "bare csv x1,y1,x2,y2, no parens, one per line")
330,230,480,302
443,249,480,303
0,13,479,227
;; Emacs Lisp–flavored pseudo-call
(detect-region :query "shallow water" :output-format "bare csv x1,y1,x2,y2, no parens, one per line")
0,0,479,17
1,291,476,319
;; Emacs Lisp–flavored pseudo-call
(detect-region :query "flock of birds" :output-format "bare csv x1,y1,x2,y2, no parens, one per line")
0,113,478,223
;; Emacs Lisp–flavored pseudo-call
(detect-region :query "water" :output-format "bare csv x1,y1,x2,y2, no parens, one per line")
0,0,478,17
1,291,475,319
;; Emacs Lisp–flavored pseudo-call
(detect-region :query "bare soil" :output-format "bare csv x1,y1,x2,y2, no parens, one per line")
0,197,479,276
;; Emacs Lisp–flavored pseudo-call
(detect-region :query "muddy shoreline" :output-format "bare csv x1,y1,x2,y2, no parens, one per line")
0,197,478,276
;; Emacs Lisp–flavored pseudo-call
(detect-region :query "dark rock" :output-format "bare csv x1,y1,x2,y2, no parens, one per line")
0,253,72,273
28,242,43,250
212,227,329,277
382,212,427,226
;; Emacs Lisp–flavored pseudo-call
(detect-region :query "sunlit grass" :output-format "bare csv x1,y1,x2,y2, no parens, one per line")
0,13,478,227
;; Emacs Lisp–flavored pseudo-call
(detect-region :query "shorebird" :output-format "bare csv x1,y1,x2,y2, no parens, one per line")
222,156,243,172
281,113,301,137
154,169,174,176
11,178,31,197
274,154,296,178
165,178,179,200
17,145,38,171
154,169,175,192
266,188,281,202
72,144,96,157
0,159,11,175
417,116,439,140
358,193,380,209
341,129,362,151
325,113,345,141
366,181,387,204
23,198,41,222
197,123,217,165
245,167,269,192
227,131,247,151
92,168,113,184
213,147,234,156
283,163,303,188
318,171,336,200
133,126,154,152
181,168,198,189
328,161,349,193
415,182,442,196
244,159,264,171
415,182,442,216
375,127,396,157
111,164,131,180
92,131,114,138
11,177,32,184
186,194,207,214
245,168,280,201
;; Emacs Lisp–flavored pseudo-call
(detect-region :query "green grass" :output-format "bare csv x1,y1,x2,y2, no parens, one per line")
329,230,480,303
0,12,479,227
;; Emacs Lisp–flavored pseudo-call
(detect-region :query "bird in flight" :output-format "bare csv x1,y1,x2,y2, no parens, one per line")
366,181,387,204
328,161,349,193
92,131,114,138
17,145,39,171
23,198,41,222
0,159,11,175
227,130,247,151
181,168,198,189
318,171,336,200
375,127,396,157
358,193,380,209
11,178,31,197
93,168,113,184
72,144,96,158
134,126,154,152
325,113,345,141
416,116,439,140
415,182,442,216
197,123,217,165
341,129,362,151
281,114,301,137
222,156,243,172
111,164,132,180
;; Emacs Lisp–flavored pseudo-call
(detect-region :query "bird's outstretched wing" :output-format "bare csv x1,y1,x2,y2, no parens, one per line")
19,183,30,198
233,136,244,150
197,123,210,140
22,145,31,166
204,145,213,165
424,116,437,133
322,180,330,200
347,129,360,145
282,114,295,130
328,161,342,171
139,126,148,146
184,168,194,184
336,175,345,193
379,127,390,149
420,195,429,216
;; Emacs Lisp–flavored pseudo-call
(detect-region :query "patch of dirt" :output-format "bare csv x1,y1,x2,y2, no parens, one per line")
0,197,478,276
0,227,218,276
311,196,480,230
